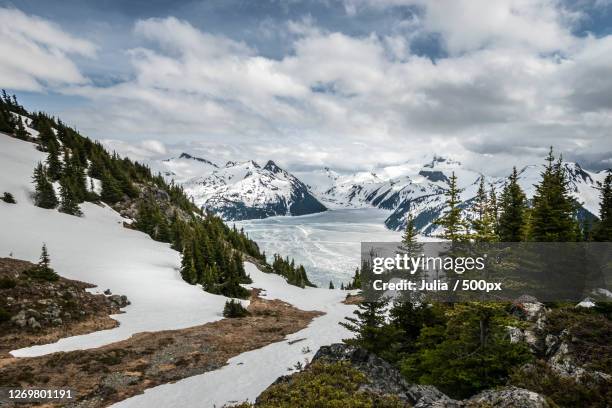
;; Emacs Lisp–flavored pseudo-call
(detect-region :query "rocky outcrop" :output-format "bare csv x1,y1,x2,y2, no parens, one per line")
0,257,123,356
311,344,550,408
467,386,552,408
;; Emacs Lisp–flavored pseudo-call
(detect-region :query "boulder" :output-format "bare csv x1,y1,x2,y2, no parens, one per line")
107,294,130,308
467,386,552,408
27,316,41,330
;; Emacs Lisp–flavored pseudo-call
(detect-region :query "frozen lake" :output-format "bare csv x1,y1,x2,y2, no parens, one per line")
236,208,402,287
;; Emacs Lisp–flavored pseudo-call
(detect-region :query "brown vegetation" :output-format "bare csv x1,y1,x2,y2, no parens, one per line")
0,288,323,407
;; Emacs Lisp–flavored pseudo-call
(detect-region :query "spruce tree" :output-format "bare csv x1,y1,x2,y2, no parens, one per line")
329,280,335,289
32,163,58,209
46,143,63,181
400,213,423,256
58,177,82,216
15,116,28,140
498,167,527,241
100,171,123,204
340,297,400,361
180,244,197,284
26,244,59,281
530,148,579,242
434,172,466,242
593,171,612,241
471,177,496,242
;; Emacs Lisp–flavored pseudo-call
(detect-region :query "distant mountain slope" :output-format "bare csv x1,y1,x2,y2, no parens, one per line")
311,156,605,235
161,155,327,221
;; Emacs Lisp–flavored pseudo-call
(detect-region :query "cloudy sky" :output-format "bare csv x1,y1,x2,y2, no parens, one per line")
1,0,612,175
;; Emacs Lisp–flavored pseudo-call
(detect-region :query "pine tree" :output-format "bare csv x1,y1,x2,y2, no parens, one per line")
498,167,527,241
471,177,496,242
340,298,400,361
434,172,467,242
15,116,28,140
529,148,579,242
25,244,59,281
593,170,612,241
100,171,123,204
180,244,197,284
400,213,423,256
329,280,335,289
46,143,63,181
32,163,58,209
39,243,51,270
58,177,82,216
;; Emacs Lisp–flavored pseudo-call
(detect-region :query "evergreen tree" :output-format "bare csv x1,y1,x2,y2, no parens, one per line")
223,299,250,318
340,298,400,361
434,172,467,242
25,244,59,281
400,302,531,399
498,167,528,241
399,213,423,256
45,143,63,181
180,244,197,284
2,192,16,204
58,177,82,216
329,280,335,289
593,170,612,241
15,116,28,140
100,171,123,204
529,148,579,242
32,162,58,209
471,177,496,242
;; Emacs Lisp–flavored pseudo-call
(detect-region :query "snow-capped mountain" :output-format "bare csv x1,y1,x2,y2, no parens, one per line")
160,155,327,220
311,156,606,235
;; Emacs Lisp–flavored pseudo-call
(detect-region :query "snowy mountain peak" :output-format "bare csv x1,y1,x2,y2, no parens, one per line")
423,155,462,169
162,154,326,220
177,153,218,167
263,160,284,174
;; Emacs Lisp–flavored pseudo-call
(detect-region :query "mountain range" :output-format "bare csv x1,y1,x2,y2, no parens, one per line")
159,153,327,220
158,153,606,235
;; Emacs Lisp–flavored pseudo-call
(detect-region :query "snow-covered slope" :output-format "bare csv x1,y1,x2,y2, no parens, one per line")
159,152,218,183
1,133,358,407
111,263,355,408
163,155,327,220
0,134,231,356
311,156,605,234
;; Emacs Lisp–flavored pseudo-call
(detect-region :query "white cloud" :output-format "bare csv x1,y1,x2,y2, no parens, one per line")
37,4,612,173
0,7,96,91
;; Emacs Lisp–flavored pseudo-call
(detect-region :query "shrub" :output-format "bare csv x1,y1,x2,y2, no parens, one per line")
2,192,16,204
0,276,17,289
0,307,11,323
24,266,59,282
241,361,405,408
223,299,250,318
510,360,612,408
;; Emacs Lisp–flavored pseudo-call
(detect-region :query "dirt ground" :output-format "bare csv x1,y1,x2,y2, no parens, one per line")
0,258,120,359
0,289,324,407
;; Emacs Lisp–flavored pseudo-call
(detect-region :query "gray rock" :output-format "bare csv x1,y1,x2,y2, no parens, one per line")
104,289,112,295
108,294,130,308
27,316,41,330
312,343,449,406
52,318,63,326
467,386,552,408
